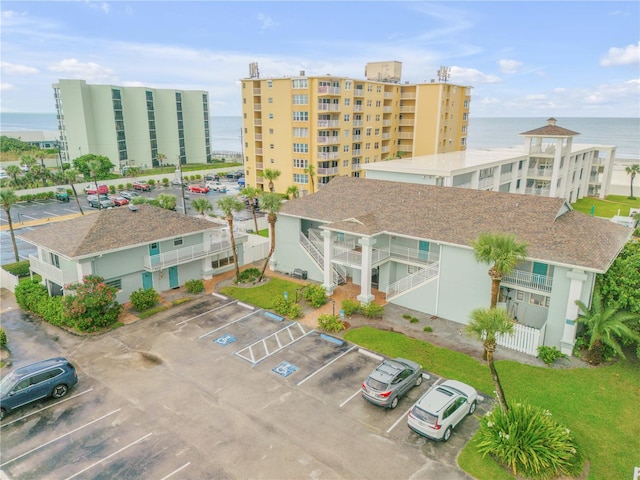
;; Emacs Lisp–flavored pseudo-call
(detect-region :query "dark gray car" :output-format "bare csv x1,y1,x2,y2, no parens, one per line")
361,357,423,409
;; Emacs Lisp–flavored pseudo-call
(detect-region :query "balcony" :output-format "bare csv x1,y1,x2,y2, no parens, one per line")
478,176,495,189
254,104,261,111
400,93,416,99
143,237,234,271
28,255,77,286
317,152,339,160
384,92,393,99
317,120,340,128
382,133,391,140
397,132,413,139
253,88,261,95
502,270,553,293
500,172,514,184
318,86,341,95
525,187,551,196
351,163,361,171
527,167,553,178
255,134,262,141
399,106,415,113
353,121,363,127
317,104,340,111
352,149,362,156
381,146,390,153
352,135,362,142
254,119,262,126
354,89,364,97
382,120,391,126
255,148,263,155
383,107,393,113
398,145,413,152
317,136,340,144
353,105,364,112
318,166,339,175
399,120,414,127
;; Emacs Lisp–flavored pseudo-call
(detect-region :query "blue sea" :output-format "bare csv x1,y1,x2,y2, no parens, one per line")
1,113,638,160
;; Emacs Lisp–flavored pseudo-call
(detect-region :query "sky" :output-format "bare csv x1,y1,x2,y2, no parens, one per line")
1,1,639,117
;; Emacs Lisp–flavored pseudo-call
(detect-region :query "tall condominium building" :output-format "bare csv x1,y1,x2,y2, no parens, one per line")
53,79,212,169
240,61,471,194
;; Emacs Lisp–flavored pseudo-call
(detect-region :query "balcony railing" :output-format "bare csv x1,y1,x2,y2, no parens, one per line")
527,168,553,177
398,120,414,126
317,104,340,111
353,105,364,112
352,135,362,141
382,133,391,140
317,152,339,160
383,107,393,113
253,88,261,95
478,176,495,189
399,106,415,113
525,187,551,196
502,270,553,293
317,136,340,144
318,86,341,95
28,255,77,286
254,104,261,111
381,146,391,153
317,120,340,128
354,89,364,97
398,132,413,139
384,92,393,99
500,172,514,184
318,166,339,175
382,120,391,126
400,93,416,99
353,121,363,127
387,262,439,299
143,237,234,271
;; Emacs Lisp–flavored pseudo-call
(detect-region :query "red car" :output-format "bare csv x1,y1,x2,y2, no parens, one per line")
188,184,210,194
108,195,129,206
132,181,151,191
85,184,109,195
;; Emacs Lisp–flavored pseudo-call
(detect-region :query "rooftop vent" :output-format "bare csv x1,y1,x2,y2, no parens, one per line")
129,205,138,212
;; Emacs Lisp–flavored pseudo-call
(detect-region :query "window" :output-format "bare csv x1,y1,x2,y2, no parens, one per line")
293,143,309,153
105,278,122,290
270,144,274,149
529,293,550,308
292,78,308,89
375,114,380,122
366,128,372,137
374,142,379,149
211,252,235,269
343,114,350,122
343,145,349,153
293,158,308,168
173,237,183,246
293,94,308,105
365,143,371,150
293,173,309,184
268,97,273,103
50,252,60,268
293,127,308,137
268,113,274,119
267,80,273,88
367,100,372,107
366,114,372,121
344,80,351,90
374,128,380,135
375,100,381,107
293,111,309,121
343,159,349,167
367,85,373,92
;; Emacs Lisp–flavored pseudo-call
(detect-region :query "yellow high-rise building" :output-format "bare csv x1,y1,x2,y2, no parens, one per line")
240,61,471,194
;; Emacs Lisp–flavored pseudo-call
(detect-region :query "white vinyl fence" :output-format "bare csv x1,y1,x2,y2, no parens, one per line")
496,322,546,356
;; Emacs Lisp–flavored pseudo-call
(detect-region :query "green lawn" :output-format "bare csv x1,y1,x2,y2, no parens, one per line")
572,195,640,217
344,327,640,480
220,277,302,310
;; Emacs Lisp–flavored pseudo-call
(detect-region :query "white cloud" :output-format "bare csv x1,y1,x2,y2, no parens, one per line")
257,13,277,31
498,59,523,74
1,62,39,75
0,83,15,91
48,59,115,81
600,41,640,66
82,1,110,14
450,66,501,84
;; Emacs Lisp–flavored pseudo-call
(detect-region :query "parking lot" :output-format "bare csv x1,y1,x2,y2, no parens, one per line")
0,292,487,479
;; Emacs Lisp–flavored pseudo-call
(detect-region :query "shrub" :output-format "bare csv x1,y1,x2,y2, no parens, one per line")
475,401,583,479
402,313,412,320
126,182,133,189
63,275,122,332
109,185,116,194
238,267,261,283
148,179,155,186
272,297,302,319
423,326,433,332
409,317,419,323
341,299,360,316
15,279,49,312
185,279,204,294
118,184,124,190
303,284,327,308
317,314,345,333
162,177,169,185
130,288,160,311
2,260,31,277
361,302,384,318
0,328,7,348
537,346,568,366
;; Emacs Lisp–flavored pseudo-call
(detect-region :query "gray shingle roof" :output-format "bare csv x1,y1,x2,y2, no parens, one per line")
18,204,223,259
280,176,630,272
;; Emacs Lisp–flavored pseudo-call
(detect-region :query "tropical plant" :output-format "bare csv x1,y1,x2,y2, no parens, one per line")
317,313,345,333
537,346,568,366
63,275,122,332
130,287,160,311
471,232,529,308
185,279,205,294
361,302,385,318
240,185,261,233
465,307,514,412
575,287,640,365
5,165,21,185
273,297,303,319
0,189,20,262
156,152,167,166
285,185,299,200
63,168,85,214
0,328,6,349
625,163,640,199
303,284,327,308
156,193,177,211
191,198,213,216
260,168,281,193
217,196,245,282
304,163,315,194
258,192,282,281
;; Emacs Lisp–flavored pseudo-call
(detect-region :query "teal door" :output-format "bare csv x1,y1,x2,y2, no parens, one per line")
168,266,179,289
142,271,153,290
418,241,430,260
149,242,160,267
532,262,548,285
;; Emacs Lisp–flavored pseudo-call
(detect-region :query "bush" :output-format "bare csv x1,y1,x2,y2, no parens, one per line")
185,279,204,294
341,299,360,316
162,178,169,185
537,346,568,366
238,267,261,284
2,260,31,277
317,314,345,333
272,297,302,319
63,275,122,332
423,326,433,332
475,401,583,479
148,179,155,186
130,288,160,311
15,279,49,312
109,185,116,194
126,182,133,189
0,328,7,348
118,184,124,190
409,317,419,323
361,302,384,318
402,313,412,320
303,284,327,308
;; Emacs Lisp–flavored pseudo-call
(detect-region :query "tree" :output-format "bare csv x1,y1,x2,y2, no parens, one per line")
72,154,114,179
304,163,316,194
191,198,213,216
260,168,281,193
217,196,245,282
240,185,261,233
471,232,529,308
155,193,177,211
0,189,20,262
5,165,21,185
625,164,640,199
575,287,640,365
286,185,299,200
20,155,37,171
465,307,514,412
88,159,103,210
156,152,167,167
597,242,640,315
63,275,122,332
258,193,282,282
64,168,85,215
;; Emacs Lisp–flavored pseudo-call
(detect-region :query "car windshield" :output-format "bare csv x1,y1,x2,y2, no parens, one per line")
411,406,438,425
0,371,19,395
366,377,388,391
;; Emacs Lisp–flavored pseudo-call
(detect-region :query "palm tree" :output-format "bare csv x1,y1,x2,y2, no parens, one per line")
260,168,281,193
465,307,514,412
0,189,20,262
156,152,167,167
20,155,37,172
156,193,177,211
575,287,640,365
64,168,84,215
191,198,213,217
471,232,529,308
6,165,21,186
286,185,299,200
258,193,282,282
625,164,640,199
88,159,103,210
240,185,261,233
304,163,315,194
217,196,245,282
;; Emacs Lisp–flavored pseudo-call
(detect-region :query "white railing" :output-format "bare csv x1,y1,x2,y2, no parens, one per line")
478,176,495,189
400,93,416,99
496,322,546,356
352,164,361,171
382,120,391,126
317,136,339,144
502,270,553,292
317,120,340,127
354,89,364,97
453,181,473,189
318,86,341,95
525,187,551,196
382,133,391,140
254,104,261,111
253,88,261,95
399,120,414,126
384,92,393,99
386,262,439,299
28,255,77,285
299,232,346,284
353,121,363,127
144,237,232,271
317,152,339,160
381,146,391,153
352,135,362,141
500,172,513,184
397,132,413,139
527,168,553,177
399,106,415,113
389,245,439,264
318,166,339,175
383,107,393,113
317,104,340,111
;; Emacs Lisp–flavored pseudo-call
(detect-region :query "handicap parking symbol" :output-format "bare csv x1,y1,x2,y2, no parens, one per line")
214,334,237,346
272,361,298,377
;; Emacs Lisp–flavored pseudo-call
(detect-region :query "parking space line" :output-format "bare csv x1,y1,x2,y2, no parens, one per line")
198,309,263,339
63,208,78,213
297,344,357,386
176,300,238,326
0,408,121,467
64,432,153,480
0,388,94,428
22,215,36,220
339,389,362,408
387,406,413,434
43,211,57,216
234,323,313,364
159,462,191,480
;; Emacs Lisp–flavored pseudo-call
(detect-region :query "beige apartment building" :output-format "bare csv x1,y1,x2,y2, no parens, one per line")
240,62,471,194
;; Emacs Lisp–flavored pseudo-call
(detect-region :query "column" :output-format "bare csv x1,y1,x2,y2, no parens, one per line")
560,269,588,355
357,237,376,303
549,138,563,197
321,230,335,295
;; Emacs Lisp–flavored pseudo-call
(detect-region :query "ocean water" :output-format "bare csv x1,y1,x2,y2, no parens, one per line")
1,113,638,160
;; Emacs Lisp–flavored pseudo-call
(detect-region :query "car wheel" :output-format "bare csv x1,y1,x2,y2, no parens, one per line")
415,375,423,386
52,384,69,399
443,426,452,442
390,396,399,409
469,401,477,415
0,407,6,420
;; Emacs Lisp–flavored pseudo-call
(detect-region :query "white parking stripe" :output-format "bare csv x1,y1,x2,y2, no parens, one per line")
175,300,237,326
63,208,78,213
0,388,94,428
159,462,191,480
339,389,362,408
297,345,357,386
198,309,262,339
21,215,36,220
43,211,57,216
387,406,414,434
0,408,121,467
63,432,153,480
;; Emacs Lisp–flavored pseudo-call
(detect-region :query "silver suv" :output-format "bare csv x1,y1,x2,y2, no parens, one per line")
0,357,78,420
407,379,478,441
361,358,423,409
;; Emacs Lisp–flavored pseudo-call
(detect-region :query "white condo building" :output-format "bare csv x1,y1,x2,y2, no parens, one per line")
53,79,212,169
361,118,616,202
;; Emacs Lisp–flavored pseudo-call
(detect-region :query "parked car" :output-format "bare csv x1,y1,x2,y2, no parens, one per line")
88,195,115,209
171,178,187,187
119,191,140,201
188,184,210,194
237,177,246,187
108,195,129,206
407,379,478,442
206,181,226,193
226,171,243,179
0,357,78,420
361,358,424,409
84,184,109,195
55,187,69,202
132,181,151,191
204,174,220,182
